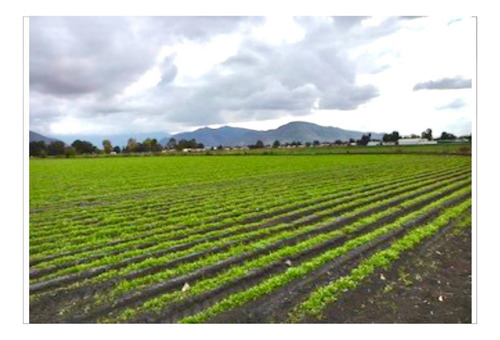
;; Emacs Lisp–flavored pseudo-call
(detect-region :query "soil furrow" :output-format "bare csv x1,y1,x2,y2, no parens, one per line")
30,171,469,291
29,166,462,266
132,192,471,323
59,187,470,323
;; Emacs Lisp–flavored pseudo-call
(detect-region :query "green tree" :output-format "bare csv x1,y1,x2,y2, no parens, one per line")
383,131,399,143
166,137,177,149
440,131,456,140
64,147,76,158
72,140,97,154
29,141,47,157
272,140,280,148
421,128,433,141
143,138,153,152
357,133,371,146
126,138,138,153
151,138,162,151
102,139,113,154
47,141,66,156
255,140,264,148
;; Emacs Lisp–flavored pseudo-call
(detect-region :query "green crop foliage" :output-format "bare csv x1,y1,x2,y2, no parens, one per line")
291,199,471,320
29,154,471,323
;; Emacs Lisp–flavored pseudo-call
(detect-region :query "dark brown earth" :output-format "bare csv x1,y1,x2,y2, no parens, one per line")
208,220,471,324
304,225,472,323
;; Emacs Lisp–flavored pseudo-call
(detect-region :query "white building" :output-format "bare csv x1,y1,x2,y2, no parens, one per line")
398,138,438,145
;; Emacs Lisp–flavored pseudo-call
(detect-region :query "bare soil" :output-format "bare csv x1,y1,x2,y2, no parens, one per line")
303,225,472,323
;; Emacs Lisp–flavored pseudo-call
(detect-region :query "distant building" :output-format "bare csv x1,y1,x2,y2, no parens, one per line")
382,141,397,146
398,138,438,145
367,141,382,146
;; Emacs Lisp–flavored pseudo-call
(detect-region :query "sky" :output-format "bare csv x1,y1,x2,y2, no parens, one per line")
29,16,475,144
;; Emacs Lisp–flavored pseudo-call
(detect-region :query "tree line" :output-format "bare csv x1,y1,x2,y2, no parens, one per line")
355,128,471,146
29,137,205,157
29,128,471,157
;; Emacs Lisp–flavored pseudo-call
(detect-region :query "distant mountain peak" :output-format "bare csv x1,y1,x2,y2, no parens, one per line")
162,121,385,147
29,130,62,144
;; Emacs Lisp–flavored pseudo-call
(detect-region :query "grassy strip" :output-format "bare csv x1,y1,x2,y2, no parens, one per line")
177,188,470,323
290,200,471,320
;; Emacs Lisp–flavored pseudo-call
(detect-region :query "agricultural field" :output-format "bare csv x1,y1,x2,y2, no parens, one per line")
29,154,472,323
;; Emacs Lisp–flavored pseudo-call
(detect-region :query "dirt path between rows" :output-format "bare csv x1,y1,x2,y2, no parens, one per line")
306,225,472,323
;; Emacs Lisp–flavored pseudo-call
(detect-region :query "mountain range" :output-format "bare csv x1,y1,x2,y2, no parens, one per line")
29,131,62,144
30,121,385,148
161,121,385,147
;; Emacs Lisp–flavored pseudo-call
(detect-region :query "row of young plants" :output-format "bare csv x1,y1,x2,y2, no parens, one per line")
30,165,465,276
29,156,287,207
289,200,472,321
32,174,472,318
103,180,472,323
30,155,397,208
30,171,469,313
28,155,471,322
30,158,460,250
31,164,469,270
103,174,472,300
29,166,368,246
83,181,467,322
30,164,348,227
175,187,471,323
30,168,469,286
30,155,468,227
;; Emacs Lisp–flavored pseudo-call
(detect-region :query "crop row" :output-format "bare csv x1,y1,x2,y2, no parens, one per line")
30,161,463,256
30,156,408,208
30,165,468,269
29,155,471,323
36,178,468,322
109,183,471,323
178,190,471,323
29,166,379,245
30,168,470,286
290,202,471,321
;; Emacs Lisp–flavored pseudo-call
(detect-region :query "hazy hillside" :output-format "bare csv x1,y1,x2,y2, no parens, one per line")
163,121,385,147
161,126,253,147
29,131,62,144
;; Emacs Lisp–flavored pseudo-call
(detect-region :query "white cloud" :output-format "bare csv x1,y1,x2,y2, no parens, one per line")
30,16,475,139
250,16,306,45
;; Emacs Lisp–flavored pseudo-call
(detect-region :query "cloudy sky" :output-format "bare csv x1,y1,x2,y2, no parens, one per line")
29,16,475,143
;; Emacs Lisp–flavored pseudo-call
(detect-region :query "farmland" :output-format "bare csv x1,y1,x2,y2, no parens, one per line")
29,154,472,323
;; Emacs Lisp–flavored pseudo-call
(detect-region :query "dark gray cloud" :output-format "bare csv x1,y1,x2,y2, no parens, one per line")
29,17,258,98
436,98,467,110
413,77,472,91
30,17,160,97
30,16,412,135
